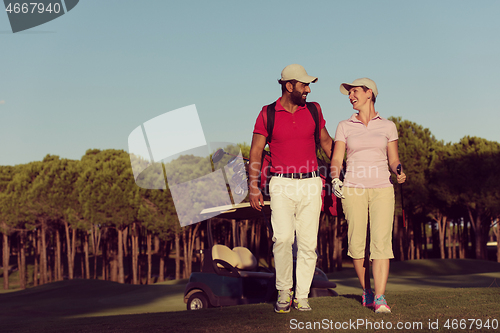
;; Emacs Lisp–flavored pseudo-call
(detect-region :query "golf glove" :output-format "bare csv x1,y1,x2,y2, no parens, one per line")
332,178,345,199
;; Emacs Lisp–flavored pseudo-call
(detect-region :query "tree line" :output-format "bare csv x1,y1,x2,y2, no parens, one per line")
391,117,500,262
1,118,499,290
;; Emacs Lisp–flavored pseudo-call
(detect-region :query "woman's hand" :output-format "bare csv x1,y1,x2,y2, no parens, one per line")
396,171,406,184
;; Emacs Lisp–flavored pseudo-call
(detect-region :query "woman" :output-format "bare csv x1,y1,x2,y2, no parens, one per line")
330,78,406,313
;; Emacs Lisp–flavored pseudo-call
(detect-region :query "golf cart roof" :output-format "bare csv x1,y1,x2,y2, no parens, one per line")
200,202,270,220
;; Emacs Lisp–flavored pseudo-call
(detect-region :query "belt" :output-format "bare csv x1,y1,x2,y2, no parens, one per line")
270,171,319,179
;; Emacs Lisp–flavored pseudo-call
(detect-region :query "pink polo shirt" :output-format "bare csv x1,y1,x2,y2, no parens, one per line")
253,98,326,173
334,112,398,188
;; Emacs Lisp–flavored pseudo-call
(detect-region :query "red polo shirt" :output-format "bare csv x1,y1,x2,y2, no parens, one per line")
253,98,326,173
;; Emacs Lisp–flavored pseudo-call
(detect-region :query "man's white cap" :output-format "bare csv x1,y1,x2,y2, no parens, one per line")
280,64,318,83
340,78,378,97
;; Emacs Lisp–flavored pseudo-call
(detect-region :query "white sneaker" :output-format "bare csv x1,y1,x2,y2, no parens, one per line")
293,298,312,311
274,289,293,313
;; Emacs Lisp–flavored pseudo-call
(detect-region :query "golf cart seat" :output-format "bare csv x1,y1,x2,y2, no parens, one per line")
212,244,273,279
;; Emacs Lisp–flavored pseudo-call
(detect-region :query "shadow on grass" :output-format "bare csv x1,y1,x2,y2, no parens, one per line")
339,293,362,305
3,288,500,333
330,259,500,291
2,259,500,332
0,278,187,322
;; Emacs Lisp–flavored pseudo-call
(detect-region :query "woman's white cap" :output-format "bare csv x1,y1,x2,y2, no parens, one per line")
340,78,378,97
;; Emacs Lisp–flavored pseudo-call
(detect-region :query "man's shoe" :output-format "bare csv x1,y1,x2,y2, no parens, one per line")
293,298,312,311
274,289,293,313
374,294,391,313
362,289,374,307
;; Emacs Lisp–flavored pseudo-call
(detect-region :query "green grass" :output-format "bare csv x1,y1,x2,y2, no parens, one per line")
1,259,500,332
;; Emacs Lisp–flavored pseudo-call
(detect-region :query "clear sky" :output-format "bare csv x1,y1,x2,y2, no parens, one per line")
1,0,499,166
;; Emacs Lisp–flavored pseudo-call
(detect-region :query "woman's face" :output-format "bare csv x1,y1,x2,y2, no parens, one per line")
348,86,372,110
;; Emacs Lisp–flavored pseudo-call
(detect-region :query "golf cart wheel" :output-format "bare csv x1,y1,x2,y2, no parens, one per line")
187,292,209,310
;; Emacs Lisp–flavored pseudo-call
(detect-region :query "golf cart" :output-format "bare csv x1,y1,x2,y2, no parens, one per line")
184,202,337,310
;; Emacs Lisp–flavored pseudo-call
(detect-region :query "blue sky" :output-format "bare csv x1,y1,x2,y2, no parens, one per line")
1,0,499,166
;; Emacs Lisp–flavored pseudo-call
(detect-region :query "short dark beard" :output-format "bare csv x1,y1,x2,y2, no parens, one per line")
291,88,306,106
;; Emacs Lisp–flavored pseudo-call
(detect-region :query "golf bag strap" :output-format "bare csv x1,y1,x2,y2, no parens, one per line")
306,102,320,148
265,102,277,144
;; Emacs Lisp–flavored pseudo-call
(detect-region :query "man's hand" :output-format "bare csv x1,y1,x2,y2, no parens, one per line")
249,186,264,211
332,178,345,199
249,133,266,211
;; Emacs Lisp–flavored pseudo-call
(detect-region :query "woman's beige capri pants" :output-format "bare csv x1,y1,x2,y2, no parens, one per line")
342,186,395,260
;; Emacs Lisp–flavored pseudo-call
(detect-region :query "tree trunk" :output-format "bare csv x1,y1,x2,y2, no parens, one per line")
55,228,62,281
33,231,39,286
240,220,248,248
132,223,139,285
450,222,458,259
254,223,261,264
135,224,140,284
122,227,129,258
175,230,181,280
438,215,447,259
101,233,107,281
89,225,95,279
459,221,467,259
84,231,90,279
412,218,418,260
250,221,256,254
195,231,201,265
154,235,160,254
158,239,165,282
413,218,421,260
109,233,118,282
147,232,152,284
448,222,453,259
329,216,336,271
225,223,231,246
337,217,344,271
183,228,188,278
201,229,205,266
398,216,405,261
2,231,9,290
90,224,101,280
47,231,53,283
316,220,323,270
18,232,26,289
40,222,48,285
117,228,125,284
319,215,328,272
429,212,447,259
231,220,237,247
64,221,75,279
468,207,486,259
80,252,84,279
187,224,200,278
409,225,415,260
422,221,429,259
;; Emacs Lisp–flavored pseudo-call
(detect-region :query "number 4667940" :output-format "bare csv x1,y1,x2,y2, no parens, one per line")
5,2,62,14
444,319,498,330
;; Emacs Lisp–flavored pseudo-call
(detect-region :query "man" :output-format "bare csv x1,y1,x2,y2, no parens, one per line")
249,64,333,313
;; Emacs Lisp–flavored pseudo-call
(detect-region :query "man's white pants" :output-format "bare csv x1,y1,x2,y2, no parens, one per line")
269,176,322,299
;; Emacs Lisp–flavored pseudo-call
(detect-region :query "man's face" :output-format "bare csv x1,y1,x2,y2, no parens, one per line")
290,81,311,106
